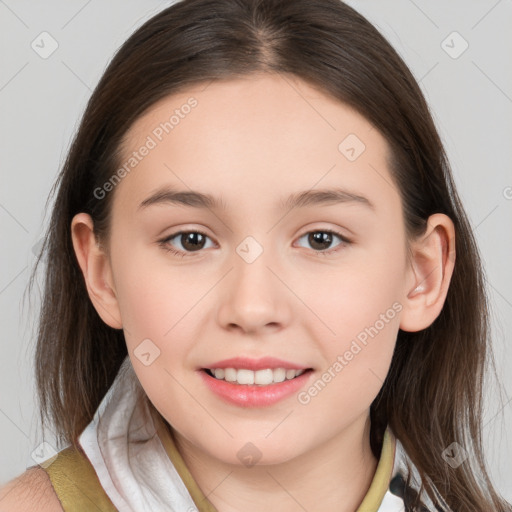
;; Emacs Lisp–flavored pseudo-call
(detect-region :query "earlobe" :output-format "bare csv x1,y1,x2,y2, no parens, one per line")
70,213,123,329
399,213,456,332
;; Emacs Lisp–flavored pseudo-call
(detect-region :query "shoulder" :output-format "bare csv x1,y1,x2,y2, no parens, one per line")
0,466,63,511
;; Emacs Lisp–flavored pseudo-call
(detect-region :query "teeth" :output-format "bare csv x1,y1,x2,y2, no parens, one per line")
285,369,296,380
209,367,306,385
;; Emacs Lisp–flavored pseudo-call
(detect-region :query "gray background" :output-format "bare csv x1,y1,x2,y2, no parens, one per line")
1,0,511,502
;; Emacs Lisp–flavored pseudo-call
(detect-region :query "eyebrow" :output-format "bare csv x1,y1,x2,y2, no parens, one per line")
138,186,375,212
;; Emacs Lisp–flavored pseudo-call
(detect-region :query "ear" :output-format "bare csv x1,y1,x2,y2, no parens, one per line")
70,213,123,329
399,213,456,332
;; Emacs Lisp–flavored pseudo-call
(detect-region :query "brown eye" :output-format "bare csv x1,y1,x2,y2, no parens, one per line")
159,230,214,256
178,232,207,251
296,230,351,255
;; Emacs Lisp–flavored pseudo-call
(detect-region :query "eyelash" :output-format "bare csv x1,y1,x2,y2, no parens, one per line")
157,229,352,258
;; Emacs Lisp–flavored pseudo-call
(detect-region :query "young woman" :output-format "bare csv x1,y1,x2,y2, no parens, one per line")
1,0,510,510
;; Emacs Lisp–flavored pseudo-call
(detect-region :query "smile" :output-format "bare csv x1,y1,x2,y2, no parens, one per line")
205,367,306,386
199,368,314,407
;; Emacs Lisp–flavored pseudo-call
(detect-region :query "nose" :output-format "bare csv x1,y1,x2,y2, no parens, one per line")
216,241,292,335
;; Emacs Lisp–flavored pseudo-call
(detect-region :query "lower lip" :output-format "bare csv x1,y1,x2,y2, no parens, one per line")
198,369,313,408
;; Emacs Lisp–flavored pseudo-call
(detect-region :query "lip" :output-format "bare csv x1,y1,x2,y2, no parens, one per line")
201,356,311,371
198,368,314,407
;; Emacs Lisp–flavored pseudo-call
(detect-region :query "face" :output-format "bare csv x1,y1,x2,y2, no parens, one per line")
97,73,412,465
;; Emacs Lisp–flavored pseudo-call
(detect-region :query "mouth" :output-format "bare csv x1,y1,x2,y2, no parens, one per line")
198,365,315,407
201,367,314,386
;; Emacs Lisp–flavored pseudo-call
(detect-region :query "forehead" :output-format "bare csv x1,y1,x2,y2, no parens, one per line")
112,73,398,218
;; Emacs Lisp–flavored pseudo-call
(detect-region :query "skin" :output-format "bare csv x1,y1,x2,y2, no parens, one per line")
71,73,455,512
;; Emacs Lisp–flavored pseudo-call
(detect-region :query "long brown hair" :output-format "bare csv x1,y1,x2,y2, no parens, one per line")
27,0,510,509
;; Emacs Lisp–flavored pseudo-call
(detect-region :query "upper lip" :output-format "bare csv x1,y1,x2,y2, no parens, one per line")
202,357,311,371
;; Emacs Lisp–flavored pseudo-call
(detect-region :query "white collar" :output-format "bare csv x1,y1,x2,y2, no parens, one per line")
79,356,198,511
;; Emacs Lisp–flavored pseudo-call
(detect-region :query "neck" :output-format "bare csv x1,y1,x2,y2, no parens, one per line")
169,413,379,512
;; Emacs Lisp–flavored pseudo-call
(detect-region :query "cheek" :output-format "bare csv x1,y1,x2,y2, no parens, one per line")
110,248,204,422
111,244,201,353
300,240,405,338
298,288,400,421
300,246,404,397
